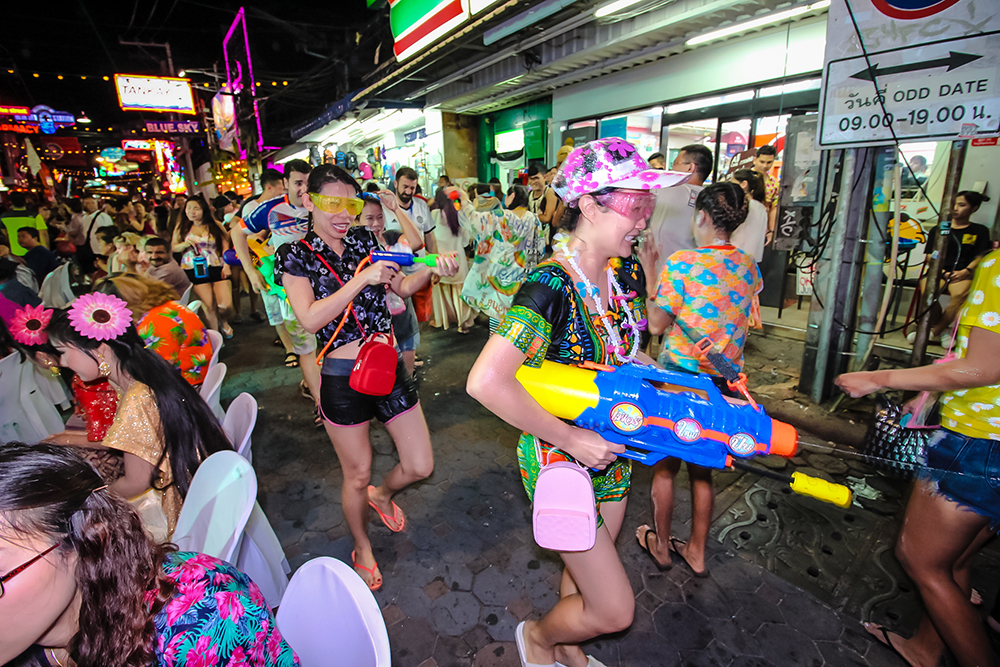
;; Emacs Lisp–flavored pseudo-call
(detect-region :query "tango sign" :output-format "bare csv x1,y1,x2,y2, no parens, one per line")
115,74,196,115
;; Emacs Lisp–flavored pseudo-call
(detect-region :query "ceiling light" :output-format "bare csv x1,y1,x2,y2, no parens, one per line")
178,70,186,77
77,113,92,124
666,90,754,114
595,0,645,19
685,2,828,46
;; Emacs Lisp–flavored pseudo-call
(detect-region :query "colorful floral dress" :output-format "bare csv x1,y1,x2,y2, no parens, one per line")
152,551,300,666
460,203,545,320
139,301,213,386
496,257,646,526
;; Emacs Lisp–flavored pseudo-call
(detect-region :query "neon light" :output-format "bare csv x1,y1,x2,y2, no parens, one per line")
114,74,196,114
222,8,264,157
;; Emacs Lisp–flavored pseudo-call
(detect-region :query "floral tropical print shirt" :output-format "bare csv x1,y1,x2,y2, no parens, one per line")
460,203,545,320
152,551,299,667
138,301,212,386
275,227,391,353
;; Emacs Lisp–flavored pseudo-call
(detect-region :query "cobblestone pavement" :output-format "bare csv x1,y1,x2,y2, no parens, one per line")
219,316,999,667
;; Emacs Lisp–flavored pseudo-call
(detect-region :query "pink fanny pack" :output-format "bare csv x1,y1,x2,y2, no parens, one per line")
532,442,596,552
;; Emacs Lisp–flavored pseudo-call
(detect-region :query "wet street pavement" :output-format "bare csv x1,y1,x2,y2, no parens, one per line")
218,317,1000,667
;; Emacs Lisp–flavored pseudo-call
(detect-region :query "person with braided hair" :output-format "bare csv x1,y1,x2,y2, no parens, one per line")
635,182,761,576
0,443,299,667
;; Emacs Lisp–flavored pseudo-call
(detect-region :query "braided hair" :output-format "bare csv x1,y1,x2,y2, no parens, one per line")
695,182,749,236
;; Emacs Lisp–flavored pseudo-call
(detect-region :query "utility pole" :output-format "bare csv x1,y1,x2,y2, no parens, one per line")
118,38,197,195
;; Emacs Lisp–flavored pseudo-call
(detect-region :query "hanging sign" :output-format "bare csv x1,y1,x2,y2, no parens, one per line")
0,123,39,134
115,74,196,115
389,0,469,62
101,147,125,161
122,139,153,150
13,105,75,134
145,120,201,134
0,106,30,115
818,0,1000,147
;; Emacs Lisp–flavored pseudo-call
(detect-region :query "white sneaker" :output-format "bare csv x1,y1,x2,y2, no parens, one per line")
906,331,916,344
906,331,941,345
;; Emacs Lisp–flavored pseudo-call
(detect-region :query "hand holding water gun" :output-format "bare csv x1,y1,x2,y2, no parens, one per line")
516,360,853,508
369,250,460,278
246,236,285,299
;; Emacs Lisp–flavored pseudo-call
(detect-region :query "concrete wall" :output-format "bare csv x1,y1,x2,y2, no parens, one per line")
442,112,479,179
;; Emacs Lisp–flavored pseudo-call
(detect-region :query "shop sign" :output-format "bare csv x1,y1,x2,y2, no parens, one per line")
125,150,152,163
723,148,757,178
389,0,469,62
14,105,75,134
115,74,196,115
819,0,1000,148
971,136,999,146
0,122,39,134
145,120,201,134
403,127,427,143
122,139,153,150
495,129,524,153
101,147,125,161
212,85,238,152
0,106,30,115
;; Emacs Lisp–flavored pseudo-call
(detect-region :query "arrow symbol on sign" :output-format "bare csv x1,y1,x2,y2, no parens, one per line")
850,51,983,81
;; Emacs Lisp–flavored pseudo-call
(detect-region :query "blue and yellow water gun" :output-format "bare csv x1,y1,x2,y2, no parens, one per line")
516,361,853,507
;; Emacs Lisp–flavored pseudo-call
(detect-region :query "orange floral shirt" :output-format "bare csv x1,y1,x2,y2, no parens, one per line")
138,301,212,385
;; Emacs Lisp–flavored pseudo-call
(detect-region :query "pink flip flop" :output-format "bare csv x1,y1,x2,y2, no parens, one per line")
367,485,406,532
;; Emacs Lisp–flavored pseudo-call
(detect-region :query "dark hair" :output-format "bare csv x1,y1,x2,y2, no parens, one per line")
112,196,131,212
756,145,777,157
438,173,451,184
489,177,501,185
507,184,530,209
98,227,119,246
466,184,478,200
396,166,418,183
9,191,26,208
46,310,231,499
956,190,990,211
143,237,167,250
68,198,83,214
260,168,284,188
284,159,312,178
732,169,765,203
475,183,493,197
910,155,928,168
0,442,176,667
308,163,361,196
364,181,380,193
18,227,39,240
0,258,16,283
527,164,544,178
558,187,615,232
648,152,665,163
176,196,226,255
679,144,714,181
695,182,748,236
433,187,460,236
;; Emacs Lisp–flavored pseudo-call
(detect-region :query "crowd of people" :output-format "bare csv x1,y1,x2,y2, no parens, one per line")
0,137,997,667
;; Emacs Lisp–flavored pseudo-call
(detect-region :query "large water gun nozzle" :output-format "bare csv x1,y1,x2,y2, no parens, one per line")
768,420,798,458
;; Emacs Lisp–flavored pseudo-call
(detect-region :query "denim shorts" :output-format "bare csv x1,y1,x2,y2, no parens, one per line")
397,331,420,352
318,355,418,426
919,428,1000,528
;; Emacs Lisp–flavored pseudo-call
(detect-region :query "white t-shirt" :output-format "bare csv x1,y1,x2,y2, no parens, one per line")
648,183,703,278
383,197,434,236
85,211,115,254
731,199,768,263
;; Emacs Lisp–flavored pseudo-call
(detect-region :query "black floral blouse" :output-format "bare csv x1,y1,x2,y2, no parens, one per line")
275,227,391,353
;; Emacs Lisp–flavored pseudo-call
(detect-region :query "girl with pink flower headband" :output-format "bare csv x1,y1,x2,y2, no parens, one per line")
34,293,231,540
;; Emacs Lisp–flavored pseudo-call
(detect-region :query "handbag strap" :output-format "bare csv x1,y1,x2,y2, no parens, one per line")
301,240,368,340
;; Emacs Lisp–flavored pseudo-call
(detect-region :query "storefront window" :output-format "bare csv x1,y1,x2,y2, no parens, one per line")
717,118,752,181
597,109,662,159
754,114,791,185
664,118,717,178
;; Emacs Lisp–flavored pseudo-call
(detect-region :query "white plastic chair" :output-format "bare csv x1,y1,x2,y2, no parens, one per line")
0,352,64,443
199,362,227,422
206,329,223,374
171,450,256,563
32,364,71,410
179,284,193,306
276,557,390,667
236,502,291,609
40,264,74,309
223,392,257,463
187,299,203,315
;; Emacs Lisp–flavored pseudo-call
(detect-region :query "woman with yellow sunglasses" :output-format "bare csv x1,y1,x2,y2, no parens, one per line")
275,164,458,591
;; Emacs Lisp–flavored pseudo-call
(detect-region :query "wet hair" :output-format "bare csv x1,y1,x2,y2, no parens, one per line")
679,144,714,181
176,195,226,255
97,274,179,321
0,442,177,667
507,184,530,209
259,168,284,189
308,163,361,196
732,169,765,203
956,190,990,211
695,182,748,236
396,166,418,183
9,191,26,208
284,159,312,178
756,145,777,158
433,187,461,236
46,310,231,500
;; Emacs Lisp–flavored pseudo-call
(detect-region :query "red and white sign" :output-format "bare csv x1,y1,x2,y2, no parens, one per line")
971,137,999,146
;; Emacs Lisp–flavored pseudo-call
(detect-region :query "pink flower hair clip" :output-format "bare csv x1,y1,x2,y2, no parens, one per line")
68,293,132,341
10,304,53,346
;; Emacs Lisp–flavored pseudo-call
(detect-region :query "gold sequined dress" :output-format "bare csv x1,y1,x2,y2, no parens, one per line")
102,381,181,535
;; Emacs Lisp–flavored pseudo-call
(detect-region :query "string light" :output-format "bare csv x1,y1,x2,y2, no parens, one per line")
2,69,292,87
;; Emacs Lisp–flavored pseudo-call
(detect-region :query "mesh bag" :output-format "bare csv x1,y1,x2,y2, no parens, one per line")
862,395,933,480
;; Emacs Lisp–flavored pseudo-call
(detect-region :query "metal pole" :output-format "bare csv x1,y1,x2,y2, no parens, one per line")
909,139,968,367
812,149,856,403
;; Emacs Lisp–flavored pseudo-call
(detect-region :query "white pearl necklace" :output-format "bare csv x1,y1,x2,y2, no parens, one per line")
558,240,644,364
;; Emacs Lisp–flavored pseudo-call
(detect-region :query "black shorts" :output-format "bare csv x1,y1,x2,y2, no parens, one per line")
319,356,419,426
184,266,224,285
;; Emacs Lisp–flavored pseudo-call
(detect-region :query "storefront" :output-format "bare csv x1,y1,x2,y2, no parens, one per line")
477,100,551,186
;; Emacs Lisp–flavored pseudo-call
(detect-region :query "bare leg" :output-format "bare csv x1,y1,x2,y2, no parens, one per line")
401,349,416,376
299,349,321,408
193,283,218,331
639,458,681,565
321,416,380,587
375,404,434,512
932,279,971,338
229,266,244,320
683,463,714,573
866,480,994,667
275,323,294,356
213,279,234,334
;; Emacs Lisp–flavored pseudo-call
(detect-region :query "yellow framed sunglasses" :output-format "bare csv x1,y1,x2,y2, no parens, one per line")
308,193,365,216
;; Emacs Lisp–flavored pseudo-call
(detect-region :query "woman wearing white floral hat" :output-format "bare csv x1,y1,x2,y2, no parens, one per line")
837,248,1000,667
467,138,689,667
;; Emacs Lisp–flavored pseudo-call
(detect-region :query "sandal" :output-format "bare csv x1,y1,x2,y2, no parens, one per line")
351,550,382,591
864,623,913,666
314,407,324,428
284,353,299,368
636,525,671,571
367,485,406,532
222,326,234,340
300,380,313,400
669,536,709,577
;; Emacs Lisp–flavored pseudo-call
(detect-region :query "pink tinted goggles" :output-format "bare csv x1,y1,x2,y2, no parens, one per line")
593,190,658,223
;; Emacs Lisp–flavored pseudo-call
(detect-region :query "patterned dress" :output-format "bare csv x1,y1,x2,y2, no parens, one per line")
139,301,213,386
496,257,646,526
153,551,299,666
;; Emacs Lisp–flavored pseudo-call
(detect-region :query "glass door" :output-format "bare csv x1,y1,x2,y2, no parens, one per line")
663,118,718,180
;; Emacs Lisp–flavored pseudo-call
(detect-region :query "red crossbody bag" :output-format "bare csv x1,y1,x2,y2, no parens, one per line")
302,240,398,396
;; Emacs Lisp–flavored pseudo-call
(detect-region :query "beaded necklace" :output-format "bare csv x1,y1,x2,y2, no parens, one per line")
554,234,645,364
